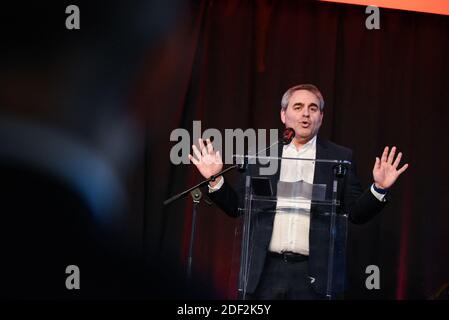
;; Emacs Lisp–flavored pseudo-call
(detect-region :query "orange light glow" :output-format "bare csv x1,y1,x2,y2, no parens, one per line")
319,0,449,16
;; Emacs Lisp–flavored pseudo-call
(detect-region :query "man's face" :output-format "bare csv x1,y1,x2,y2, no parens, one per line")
280,89,323,145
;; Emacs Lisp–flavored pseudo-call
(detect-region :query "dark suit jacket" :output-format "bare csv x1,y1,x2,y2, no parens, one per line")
208,136,386,295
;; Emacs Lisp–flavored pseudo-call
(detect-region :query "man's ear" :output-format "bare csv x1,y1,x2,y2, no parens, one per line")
280,109,286,124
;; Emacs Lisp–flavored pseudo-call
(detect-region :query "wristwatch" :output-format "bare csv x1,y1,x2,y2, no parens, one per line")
373,183,388,194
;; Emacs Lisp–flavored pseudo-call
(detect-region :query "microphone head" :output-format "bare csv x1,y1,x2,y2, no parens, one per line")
281,127,295,145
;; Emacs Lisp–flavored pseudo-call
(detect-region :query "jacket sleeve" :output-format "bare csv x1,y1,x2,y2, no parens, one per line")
207,173,246,218
344,154,387,224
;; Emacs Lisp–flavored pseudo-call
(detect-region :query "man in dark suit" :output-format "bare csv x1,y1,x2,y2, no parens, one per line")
189,84,408,299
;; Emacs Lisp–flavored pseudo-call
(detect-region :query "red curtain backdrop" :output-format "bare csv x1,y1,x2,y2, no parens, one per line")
139,0,449,299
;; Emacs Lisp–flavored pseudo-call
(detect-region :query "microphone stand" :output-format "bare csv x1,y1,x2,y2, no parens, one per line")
163,164,238,207
163,164,240,282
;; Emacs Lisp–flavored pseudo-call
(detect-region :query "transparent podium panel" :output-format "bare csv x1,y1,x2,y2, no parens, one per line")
232,156,351,300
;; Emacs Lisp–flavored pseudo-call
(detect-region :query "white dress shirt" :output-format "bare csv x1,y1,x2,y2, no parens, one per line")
268,136,317,255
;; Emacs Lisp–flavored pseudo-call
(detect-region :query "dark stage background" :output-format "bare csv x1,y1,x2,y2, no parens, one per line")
1,0,448,299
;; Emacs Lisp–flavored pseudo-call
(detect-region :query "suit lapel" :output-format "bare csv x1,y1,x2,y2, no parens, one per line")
313,136,330,187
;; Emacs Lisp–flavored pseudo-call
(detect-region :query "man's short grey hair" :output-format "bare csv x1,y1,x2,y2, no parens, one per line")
281,84,325,111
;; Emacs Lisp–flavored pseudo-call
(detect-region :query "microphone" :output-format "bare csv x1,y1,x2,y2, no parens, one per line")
280,127,295,145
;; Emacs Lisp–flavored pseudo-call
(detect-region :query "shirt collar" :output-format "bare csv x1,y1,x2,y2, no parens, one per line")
285,135,317,152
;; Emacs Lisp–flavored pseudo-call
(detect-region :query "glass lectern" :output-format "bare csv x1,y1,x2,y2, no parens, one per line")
233,156,351,300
